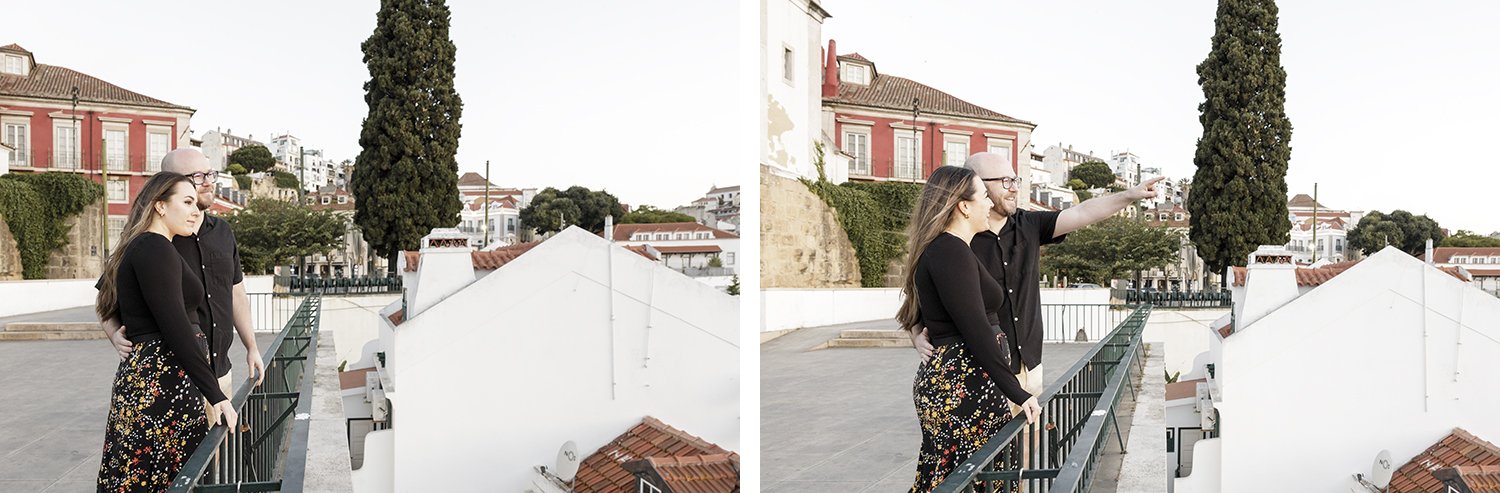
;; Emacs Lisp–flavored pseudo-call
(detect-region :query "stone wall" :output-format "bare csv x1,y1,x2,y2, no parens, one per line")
760,166,860,288
0,212,21,280
46,198,106,279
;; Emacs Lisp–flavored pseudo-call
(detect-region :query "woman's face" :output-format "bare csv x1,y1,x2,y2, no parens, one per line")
154,181,202,237
961,176,993,231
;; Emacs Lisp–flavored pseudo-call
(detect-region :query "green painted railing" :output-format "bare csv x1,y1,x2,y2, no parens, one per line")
1123,289,1230,308
277,275,401,295
935,304,1151,493
168,294,322,492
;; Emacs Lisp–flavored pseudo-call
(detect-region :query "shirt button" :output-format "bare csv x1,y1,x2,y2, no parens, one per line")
207,294,212,298
1014,317,1020,321
1004,262,1009,266
1009,289,1014,293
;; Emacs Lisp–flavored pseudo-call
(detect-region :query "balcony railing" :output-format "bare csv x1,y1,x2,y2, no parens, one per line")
1122,290,1231,308
678,266,735,277
15,150,162,172
935,304,1151,493
276,275,403,295
169,294,322,492
1039,304,1134,342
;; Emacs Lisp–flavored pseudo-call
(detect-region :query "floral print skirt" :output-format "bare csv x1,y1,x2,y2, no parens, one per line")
97,338,209,492
911,342,1015,493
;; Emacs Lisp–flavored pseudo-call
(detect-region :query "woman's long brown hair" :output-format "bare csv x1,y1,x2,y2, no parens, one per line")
95,172,195,322
896,166,983,332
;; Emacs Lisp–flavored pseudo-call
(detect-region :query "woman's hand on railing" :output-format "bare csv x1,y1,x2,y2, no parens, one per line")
213,401,239,434
1021,396,1041,424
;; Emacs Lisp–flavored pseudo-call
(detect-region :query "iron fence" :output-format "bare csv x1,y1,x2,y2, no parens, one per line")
244,293,305,333
935,304,1151,493
1122,289,1231,308
169,294,322,492
276,275,402,295
1039,304,1134,343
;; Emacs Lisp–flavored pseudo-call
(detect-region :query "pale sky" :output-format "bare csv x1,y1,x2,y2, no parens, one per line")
822,0,1500,234
7,0,738,209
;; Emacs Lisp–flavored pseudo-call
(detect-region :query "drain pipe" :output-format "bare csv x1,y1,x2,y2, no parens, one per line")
1422,238,1431,411
606,215,617,400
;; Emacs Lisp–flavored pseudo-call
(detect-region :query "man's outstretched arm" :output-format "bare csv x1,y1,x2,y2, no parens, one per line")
1054,176,1164,237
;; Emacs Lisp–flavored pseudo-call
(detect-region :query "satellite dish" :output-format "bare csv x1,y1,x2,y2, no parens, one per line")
554,441,580,483
1370,449,1393,489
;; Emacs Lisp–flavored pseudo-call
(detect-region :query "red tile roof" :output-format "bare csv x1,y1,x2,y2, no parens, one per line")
1216,320,1233,338
387,308,404,326
1428,248,1500,264
827,52,1029,125
1230,259,1469,287
840,52,871,64
625,453,741,493
613,222,738,241
1466,268,1500,277
1449,465,1500,492
653,245,722,255
1165,378,1206,401
1286,194,1328,209
573,416,732,493
1390,428,1500,493
339,367,376,390
0,51,191,110
402,241,542,272
625,245,659,261
456,172,496,188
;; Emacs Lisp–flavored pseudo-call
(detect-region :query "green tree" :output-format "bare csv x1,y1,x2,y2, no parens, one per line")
1066,179,1093,202
621,205,696,224
1187,0,1294,282
726,275,740,296
1440,230,1500,248
223,199,348,274
229,144,276,173
1041,217,1183,285
272,171,300,190
352,0,465,274
520,186,625,234
225,163,248,175
1347,210,1446,257
1071,161,1116,189
708,256,723,268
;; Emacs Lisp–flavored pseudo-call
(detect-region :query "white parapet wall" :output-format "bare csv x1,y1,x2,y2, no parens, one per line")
0,278,100,318
760,287,1112,334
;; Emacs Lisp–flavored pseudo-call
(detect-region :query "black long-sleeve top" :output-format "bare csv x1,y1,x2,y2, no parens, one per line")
915,232,1032,406
115,233,228,405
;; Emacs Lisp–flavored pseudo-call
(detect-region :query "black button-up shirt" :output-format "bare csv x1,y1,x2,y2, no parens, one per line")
971,209,1066,373
172,214,243,378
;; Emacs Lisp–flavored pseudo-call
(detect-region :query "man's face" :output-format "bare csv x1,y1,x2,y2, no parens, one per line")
975,162,1020,217
178,160,216,211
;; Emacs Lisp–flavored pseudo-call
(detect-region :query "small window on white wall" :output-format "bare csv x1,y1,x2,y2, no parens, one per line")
782,46,795,83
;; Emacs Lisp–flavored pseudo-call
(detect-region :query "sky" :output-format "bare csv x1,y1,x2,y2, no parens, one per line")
6,0,738,209
821,0,1500,234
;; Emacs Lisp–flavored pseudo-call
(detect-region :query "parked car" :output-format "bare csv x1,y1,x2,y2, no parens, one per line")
1069,283,1103,289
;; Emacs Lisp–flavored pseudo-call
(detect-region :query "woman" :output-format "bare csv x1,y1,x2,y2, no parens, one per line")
96,172,238,491
899,166,1041,493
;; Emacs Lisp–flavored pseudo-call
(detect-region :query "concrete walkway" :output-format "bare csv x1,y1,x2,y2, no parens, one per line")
1116,347,1167,492
0,334,276,492
0,306,96,326
761,318,1099,492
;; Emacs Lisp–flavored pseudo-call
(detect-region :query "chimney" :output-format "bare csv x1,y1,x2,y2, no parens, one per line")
1425,238,1434,265
1235,245,1300,330
821,39,839,98
404,228,476,320
604,215,615,243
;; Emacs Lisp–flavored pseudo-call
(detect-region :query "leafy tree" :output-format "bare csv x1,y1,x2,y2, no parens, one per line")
229,144,276,173
1187,0,1294,282
621,205,696,224
272,171,300,190
1441,230,1500,248
726,275,740,296
352,0,465,274
520,186,625,234
1041,217,1183,285
1347,210,1446,257
1071,161,1116,189
223,199,347,274
225,163,248,175
1066,179,1093,201
708,256,723,268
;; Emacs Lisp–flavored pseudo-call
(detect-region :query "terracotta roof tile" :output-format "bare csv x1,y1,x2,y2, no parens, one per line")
653,245,722,254
456,172,497,188
0,60,190,110
339,367,376,390
613,222,738,241
625,453,741,493
1452,465,1500,492
1429,247,1500,264
1390,428,1500,493
1230,259,1467,287
1165,378,1206,401
0,44,30,55
840,52,871,63
828,70,1030,125
1286,194,1328,209
387,308,404,326
573,416,730,493
402,241,542,272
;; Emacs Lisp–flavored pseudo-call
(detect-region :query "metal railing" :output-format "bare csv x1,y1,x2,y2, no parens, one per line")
678,266,735,277
935,304,1151,493
169,294,322,492
244,293,305,334
1039,304,1134,343
1122,289,1231,308
276,275,402,295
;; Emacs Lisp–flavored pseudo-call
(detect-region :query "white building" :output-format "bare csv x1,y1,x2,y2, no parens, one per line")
1284,193,1364,265
1425,247,1500,296
1172,245,1500,493
614,221,738,269
345,227,739,493
267,133,329,192
761,0,847,183
1040,144,1103,187
454,172,533,248
199,128,264,172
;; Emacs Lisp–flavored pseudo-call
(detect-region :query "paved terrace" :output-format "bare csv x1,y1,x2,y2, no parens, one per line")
0,333,276,492
763,318,1146,492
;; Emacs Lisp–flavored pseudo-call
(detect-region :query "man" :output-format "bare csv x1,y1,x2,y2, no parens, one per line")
99,148,266,424
913,151,1160,409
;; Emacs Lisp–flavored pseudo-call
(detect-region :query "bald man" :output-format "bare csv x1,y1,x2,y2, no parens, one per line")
99,148,265,424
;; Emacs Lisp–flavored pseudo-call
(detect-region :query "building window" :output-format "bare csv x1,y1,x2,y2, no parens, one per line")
895,133,921,180
3,122,26,166
147,131,170,172
2,55,24,75
53,122,80,169
675,232,689,240
1175,213,1185,221
656,233,668,241
107,179,128,204
843,129,870,175
107,216,126,253
782,46,795,83
726,252,735,265
944,139,968,167
322,196,331,205
338,195,348,204
104,128,127,171
840,63,868,85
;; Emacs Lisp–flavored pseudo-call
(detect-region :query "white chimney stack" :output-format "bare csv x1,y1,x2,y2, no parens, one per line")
1425,239,1434,265
1235,245,1300,331
404,228,476,320
604,215,615,243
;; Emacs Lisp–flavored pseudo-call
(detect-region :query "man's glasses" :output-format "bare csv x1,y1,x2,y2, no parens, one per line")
186,171,220,186
980,176,1022,190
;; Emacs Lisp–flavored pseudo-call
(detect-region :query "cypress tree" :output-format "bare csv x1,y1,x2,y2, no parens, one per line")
351,0,464,274
1187,0,1294,283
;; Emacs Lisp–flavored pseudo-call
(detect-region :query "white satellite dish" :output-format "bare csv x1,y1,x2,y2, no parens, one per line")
554,441,581,483
1353,449,1393,492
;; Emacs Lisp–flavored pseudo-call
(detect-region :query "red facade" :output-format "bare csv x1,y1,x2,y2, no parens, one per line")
3,105,184,215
